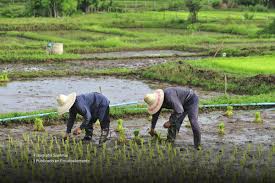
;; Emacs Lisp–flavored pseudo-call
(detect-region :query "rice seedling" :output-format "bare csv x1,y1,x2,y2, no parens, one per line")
115,119,124,132
1,116,274,182
218,122,225,135
254,112,263,123
0,72,9,82
152,132,162,143
133,129,142,144
33,118,45,132
95,119,100,127
225,106,233,117
257,144,263,158
117,128,127,144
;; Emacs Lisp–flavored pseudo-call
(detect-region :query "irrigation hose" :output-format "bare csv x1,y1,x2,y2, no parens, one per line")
0,101,141,123
0,102,274,123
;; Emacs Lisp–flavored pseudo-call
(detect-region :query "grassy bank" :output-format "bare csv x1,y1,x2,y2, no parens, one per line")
140,55,275,95
7,67,132,80
187,55,275,76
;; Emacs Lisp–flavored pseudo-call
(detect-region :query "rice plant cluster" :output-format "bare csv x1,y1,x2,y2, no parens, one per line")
0,131,274,183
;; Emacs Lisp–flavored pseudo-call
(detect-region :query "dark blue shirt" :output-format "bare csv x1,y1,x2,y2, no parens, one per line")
66,92,110,133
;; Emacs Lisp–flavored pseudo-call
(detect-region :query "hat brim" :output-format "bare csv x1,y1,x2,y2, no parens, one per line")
57,92,76,115
147,89,164,115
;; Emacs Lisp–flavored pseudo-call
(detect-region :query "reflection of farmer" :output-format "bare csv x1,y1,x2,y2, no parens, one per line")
56,92,110,143
144,87,201,149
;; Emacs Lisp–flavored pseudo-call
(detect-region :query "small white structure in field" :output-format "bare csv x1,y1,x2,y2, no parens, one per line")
222,52,227,57
47,42,63,55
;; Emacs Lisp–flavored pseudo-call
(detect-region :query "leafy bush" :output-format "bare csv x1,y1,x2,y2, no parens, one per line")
261,18,275,34
1,5,26,17
26,0,78,17
235,0,262,6
249,4,268,12
243,12,254,20
185,0,202,23
210,0,221,8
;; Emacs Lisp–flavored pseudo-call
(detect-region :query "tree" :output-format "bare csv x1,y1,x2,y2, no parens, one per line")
26,0,78,17
78,0,93,13
26,0,46,16
78,0,113,12
62,0,78,15
185,0,202,23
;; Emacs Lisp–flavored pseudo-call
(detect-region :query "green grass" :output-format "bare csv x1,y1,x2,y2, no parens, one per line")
201,92,275,105
0,10,274,62
140,55,275,95
187,55,275,76
8,67,133,80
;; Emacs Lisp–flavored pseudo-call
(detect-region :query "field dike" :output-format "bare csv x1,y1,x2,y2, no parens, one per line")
140,61,275,95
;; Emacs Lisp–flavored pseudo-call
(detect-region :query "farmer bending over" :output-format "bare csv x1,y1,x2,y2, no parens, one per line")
144,87,201,149
56,92,110,143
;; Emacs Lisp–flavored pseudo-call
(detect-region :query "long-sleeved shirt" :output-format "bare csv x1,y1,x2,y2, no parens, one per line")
66,92,110,133
151,87,193,129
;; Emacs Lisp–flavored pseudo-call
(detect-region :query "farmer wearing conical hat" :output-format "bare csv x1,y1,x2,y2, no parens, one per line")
56,92,110,143
144,87,201,149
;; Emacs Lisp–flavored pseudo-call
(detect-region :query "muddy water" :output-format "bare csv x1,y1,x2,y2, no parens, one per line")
0,77,153,113
81,50,198,59
0,75,223,113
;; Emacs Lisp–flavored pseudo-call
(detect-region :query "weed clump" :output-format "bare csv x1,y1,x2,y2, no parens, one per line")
33,118,45,132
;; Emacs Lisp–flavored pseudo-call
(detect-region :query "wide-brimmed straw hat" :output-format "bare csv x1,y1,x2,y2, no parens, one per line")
144,89,164,115
56,92,76,115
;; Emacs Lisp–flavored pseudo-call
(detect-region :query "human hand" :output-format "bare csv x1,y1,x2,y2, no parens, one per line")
63,133,70,140
195,145,202,151
73,127,81,135
148,128,157,137
163,121,171,128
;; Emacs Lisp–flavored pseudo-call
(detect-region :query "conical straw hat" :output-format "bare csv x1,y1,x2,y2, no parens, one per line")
56,92,76,115
144,89,164,115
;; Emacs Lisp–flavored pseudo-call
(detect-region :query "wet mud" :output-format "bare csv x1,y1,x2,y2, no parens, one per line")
0,56,204,72
1,109,274,147
81,50,199,59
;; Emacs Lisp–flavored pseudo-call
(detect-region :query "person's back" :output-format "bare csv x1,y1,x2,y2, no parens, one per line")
164,87,193,105
57,92,111,143
78,92,110,112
